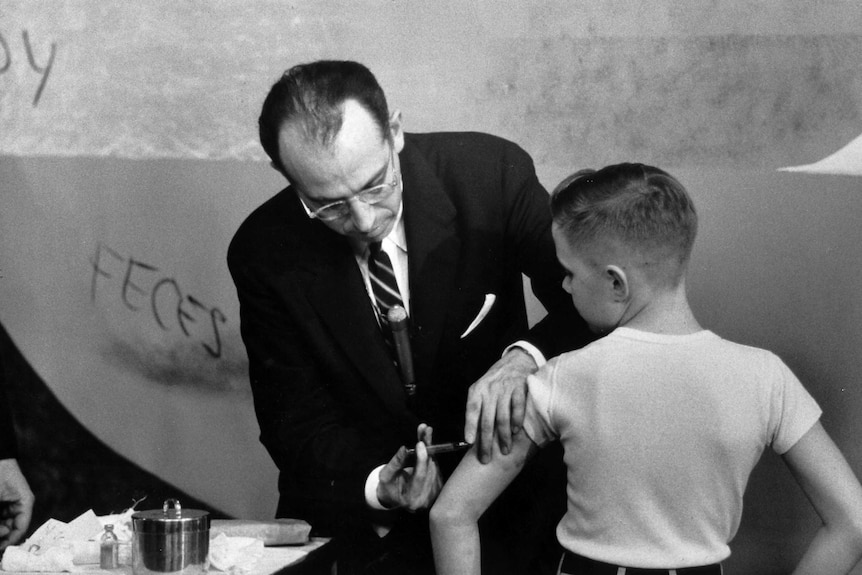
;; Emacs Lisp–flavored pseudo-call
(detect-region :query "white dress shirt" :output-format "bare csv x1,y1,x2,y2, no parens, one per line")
354,204,410,317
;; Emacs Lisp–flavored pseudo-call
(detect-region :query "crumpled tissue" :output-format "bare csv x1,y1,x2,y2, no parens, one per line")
207,533,264,574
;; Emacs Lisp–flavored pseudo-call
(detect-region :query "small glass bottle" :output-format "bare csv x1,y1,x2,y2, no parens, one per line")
100,524,119,569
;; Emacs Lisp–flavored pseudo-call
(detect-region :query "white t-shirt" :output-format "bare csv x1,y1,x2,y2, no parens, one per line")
524,328,821,568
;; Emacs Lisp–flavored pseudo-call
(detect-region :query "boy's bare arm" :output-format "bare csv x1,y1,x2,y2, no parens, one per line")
430,430,538,575
783,421,862,574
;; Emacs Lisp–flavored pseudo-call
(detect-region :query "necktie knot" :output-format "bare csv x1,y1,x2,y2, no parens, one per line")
368,243,403,314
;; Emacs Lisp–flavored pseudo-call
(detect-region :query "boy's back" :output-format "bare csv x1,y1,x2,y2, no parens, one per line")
525,326,821,567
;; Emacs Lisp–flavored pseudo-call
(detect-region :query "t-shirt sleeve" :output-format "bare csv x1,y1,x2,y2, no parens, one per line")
769,355,822,455
523,360,559,447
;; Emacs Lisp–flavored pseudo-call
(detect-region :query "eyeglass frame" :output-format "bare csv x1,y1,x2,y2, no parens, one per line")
298,144,401,222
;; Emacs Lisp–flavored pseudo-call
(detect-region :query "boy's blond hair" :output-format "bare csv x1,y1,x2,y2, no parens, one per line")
550,163,698,283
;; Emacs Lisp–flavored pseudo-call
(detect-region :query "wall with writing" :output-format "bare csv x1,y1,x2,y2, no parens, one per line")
0,155,284,519
3,1,862,168
2,2,862,571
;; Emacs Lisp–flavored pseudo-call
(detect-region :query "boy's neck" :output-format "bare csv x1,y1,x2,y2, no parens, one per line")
620,283,702,335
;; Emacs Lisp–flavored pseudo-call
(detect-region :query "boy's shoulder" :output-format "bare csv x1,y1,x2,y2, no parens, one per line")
546,328,788,373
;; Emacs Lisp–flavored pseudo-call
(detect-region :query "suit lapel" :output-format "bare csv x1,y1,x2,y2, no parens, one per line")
287,136,462,411
400,144,460,379
290,204,409,415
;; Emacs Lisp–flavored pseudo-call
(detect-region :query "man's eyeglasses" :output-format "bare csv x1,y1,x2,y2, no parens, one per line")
303,146,400,222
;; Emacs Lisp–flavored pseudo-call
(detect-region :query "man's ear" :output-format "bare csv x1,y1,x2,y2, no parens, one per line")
389,109,405,153
270,161,296,187
270,160,286,177
606,265,630,302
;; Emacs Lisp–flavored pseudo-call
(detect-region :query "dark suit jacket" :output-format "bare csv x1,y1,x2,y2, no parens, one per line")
228,132,592,573
1,353,18,460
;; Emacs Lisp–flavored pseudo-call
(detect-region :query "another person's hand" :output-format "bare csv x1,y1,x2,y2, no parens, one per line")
0,458,35,550
377,424,442,511
464,348,537,463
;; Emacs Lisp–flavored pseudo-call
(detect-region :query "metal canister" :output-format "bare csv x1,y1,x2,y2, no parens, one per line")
131,499,209,575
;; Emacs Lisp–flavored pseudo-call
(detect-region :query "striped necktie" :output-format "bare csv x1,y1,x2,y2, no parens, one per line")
367,242,405,338
368,242,416,396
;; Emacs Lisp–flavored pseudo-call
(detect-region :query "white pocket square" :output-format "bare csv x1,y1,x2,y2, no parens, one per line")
460,294,496,338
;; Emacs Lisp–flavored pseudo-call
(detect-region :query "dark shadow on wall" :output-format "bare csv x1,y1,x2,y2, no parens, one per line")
0,321,230,543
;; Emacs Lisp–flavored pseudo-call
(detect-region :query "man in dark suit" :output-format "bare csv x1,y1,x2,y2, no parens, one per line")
1,350,35,551
227,60,592,574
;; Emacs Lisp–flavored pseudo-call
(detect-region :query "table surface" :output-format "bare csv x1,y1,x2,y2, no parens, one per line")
0,538,331,575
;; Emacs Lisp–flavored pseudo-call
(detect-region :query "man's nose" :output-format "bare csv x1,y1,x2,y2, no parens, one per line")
347,198,375,231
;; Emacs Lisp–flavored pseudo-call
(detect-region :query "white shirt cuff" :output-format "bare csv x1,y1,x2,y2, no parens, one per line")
504,340,546,368
364,464,389,510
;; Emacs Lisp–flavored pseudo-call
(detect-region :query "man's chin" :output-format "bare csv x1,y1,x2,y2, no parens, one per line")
355,224,393,244
353,233,382,246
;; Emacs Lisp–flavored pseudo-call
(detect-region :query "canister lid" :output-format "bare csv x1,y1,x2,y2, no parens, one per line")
132,499,210,534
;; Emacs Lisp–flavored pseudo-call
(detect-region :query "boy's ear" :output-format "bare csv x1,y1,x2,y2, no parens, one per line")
606,265,630,302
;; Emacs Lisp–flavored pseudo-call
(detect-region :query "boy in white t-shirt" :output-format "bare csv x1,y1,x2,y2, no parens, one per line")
430,163,862,575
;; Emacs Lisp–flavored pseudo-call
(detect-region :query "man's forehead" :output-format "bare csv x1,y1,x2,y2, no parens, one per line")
280,99,384,147
280,110,385,163
280,142,389,204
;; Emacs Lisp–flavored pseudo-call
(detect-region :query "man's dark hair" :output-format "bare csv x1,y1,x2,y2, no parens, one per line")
258,60,391,174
